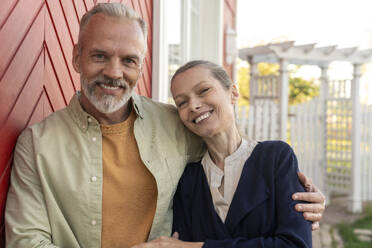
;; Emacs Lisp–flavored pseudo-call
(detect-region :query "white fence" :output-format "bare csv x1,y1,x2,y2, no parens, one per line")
236,100,279,141
289,97,325,193
236,97,372,203
326,80,353,195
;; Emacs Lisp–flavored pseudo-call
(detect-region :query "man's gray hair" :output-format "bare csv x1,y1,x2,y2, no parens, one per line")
171,60,233,90
78,3,148,52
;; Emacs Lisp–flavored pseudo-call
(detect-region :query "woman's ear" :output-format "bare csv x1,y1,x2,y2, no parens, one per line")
231,84,239,104
72,45,81,73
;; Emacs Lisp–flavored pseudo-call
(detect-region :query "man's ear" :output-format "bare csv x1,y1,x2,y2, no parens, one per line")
231,84,239,104
72,45,81,73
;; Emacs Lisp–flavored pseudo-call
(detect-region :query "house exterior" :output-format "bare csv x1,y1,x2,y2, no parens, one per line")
0,0,237,245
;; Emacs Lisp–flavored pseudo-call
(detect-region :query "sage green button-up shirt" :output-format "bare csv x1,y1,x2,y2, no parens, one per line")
5,93,204,248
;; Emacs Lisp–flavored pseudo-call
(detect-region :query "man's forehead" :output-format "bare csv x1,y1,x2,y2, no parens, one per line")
79,13,145,53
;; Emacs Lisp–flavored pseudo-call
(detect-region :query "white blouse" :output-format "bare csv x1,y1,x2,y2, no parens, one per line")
201,139,258,222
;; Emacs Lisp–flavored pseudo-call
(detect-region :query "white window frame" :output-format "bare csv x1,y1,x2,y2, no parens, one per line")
152,0,169,102
188,0,224,65
152,0,224,102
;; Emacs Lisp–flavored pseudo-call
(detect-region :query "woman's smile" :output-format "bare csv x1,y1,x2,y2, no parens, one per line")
193,110,213,124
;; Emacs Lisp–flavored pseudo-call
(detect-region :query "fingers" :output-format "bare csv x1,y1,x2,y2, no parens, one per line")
297,172,324,193
130,245,144,248
312,221,320,231
292,191,325,204
172,232,179,239
303,212,322,222
130,236,179,248
297,172,313,190
295,203,325,214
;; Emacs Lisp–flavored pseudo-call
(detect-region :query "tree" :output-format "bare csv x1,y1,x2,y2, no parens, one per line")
237,60,250,106
289,77,319,105
237,61,319,106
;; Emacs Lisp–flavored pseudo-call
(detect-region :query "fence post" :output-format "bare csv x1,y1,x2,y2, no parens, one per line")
319,65,329,203
249,59,258,105
278,59,289,141
349,63,362,213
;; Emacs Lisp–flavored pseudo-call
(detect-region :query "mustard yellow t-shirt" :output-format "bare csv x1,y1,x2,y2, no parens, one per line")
101,109,157,248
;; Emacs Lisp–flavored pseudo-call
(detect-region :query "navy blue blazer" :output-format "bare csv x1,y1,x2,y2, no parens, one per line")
172,141,312,247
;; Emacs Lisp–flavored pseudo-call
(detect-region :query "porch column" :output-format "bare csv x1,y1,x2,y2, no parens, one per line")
319,65,329,203
349,63,362,213
278,59,289,141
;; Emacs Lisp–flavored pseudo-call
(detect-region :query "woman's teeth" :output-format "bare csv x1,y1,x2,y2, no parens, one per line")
195,112,211,123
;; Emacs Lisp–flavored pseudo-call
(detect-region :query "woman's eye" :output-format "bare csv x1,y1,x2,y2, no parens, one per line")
177,101,187,108
200,88,210,94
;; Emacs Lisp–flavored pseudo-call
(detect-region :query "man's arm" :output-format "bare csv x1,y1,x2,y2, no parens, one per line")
5,130,59,247
294,171,326,230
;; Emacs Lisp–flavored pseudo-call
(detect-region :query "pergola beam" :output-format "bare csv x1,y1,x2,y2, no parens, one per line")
239,41,372,65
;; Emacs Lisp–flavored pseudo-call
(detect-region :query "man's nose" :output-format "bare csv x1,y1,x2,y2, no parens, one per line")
103,59,123,79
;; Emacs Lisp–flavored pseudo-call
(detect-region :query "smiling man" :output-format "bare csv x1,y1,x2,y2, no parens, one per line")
5,3,325,248
75,12,144,124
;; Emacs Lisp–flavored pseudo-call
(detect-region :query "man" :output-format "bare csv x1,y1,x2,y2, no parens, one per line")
5,3,325,248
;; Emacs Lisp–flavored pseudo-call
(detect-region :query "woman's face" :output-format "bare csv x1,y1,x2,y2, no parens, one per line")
171,66,239,138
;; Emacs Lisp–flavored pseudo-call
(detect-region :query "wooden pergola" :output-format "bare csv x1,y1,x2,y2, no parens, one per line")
239,41,372,212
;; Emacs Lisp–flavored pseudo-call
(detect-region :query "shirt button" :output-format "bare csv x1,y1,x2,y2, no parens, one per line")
82,125,86,129
92,137,97,142
91,220,97,225
91,176,97,182
87,117,92,122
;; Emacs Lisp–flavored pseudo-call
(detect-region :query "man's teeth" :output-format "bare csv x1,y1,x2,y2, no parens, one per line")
100,83,120,90
195,112,211,123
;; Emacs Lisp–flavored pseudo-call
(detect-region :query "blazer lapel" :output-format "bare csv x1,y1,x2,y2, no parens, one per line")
224,152,270,234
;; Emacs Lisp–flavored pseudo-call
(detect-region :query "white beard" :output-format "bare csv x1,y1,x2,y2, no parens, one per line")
80,75,134,114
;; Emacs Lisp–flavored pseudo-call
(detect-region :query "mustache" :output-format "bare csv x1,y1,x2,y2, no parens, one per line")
92,76,127,88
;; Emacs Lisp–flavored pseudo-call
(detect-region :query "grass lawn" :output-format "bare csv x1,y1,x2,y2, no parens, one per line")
338,206,372,248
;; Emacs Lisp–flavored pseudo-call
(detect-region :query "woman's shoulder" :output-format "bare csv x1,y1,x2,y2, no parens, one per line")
250,140,297,172
255,140,292,152
252,140,294,160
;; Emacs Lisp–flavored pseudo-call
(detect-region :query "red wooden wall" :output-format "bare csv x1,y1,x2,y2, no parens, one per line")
223,0,237,78
0,0,153,246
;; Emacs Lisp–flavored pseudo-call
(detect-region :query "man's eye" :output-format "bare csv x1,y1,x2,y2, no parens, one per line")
92,54,105,61
123,58,137,66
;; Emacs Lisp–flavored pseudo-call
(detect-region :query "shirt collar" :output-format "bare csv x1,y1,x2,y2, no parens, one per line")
131,93,144,119
224,139,248,165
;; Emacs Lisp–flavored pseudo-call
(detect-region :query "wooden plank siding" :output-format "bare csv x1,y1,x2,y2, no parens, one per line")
0,0,153,246
223,0,237,78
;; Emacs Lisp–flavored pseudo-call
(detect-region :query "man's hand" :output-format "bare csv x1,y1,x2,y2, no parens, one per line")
293,172,326,231
131,233,203,248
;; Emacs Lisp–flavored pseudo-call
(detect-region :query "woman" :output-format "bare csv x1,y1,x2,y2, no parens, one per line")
172,60,311,247
133,60,314,248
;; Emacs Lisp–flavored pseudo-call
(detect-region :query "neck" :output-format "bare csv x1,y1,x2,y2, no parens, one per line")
79,93,132,125
204,125,242,171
